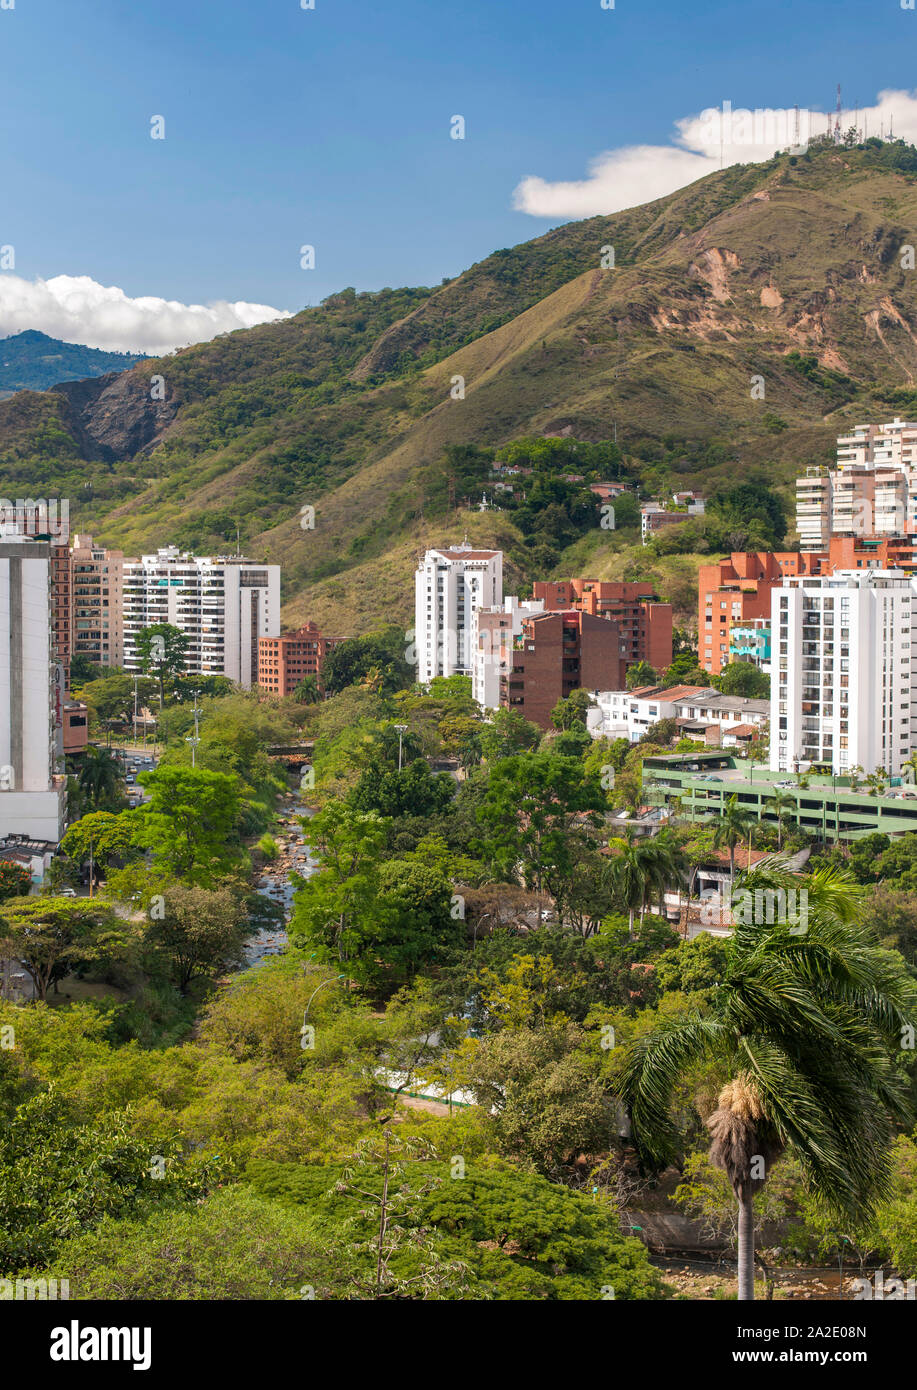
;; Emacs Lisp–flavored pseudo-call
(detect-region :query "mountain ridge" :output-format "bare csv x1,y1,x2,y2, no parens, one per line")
0,330,147,396
5,141,917,632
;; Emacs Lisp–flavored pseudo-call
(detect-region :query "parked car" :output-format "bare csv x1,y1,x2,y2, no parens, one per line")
59,887,78,897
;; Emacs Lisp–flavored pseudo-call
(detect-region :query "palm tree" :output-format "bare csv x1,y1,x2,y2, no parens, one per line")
77,745,123,812
606,832,687,932
712,794,756,887
903,753,917,787
293,676,322,705
767,790,796,851
607,834,654,935
617,862,917,1300
638,831,688,923
865,766,889,798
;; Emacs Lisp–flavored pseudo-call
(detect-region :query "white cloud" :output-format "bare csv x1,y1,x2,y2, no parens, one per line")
0,273,291,354
513,89,917,219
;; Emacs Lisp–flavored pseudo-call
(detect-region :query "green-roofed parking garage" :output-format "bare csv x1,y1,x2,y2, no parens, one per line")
641,753,917,843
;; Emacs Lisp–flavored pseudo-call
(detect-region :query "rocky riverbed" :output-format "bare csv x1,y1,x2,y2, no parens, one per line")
243,790,317,967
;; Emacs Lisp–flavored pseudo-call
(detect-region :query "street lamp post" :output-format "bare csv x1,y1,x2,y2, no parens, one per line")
303,974,346,1019
393,724,408,772
301,974,346,1046
185,690,202,768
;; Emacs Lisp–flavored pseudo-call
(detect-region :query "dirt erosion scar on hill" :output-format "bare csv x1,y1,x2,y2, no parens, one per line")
51,370,179,461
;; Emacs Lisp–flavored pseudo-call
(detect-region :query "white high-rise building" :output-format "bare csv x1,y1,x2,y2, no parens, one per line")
796,419,917,549
414,542,503,683
0,535,67,842
771,568,916,777
471,595,544,710
122,547,280,688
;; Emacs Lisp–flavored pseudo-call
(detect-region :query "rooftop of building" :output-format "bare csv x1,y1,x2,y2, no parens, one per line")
780,566,911,588
259,622,339,642
0,835,57,854
424,545,501,562
129,546,273,567
628,683,719,702
673,692,770,714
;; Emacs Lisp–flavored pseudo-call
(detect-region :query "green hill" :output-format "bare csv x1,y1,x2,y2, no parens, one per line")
0,330,146,394
6,140,917,634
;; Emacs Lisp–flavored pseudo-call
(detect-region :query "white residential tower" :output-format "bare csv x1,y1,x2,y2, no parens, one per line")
415,542,503,683
122,547,280,688
771,568,916,777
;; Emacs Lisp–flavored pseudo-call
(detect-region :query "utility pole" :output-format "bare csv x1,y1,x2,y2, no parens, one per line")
394,724,408,772
186,690,202,768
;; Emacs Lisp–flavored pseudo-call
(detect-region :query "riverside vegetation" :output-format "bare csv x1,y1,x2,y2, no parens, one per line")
2,646,917,1301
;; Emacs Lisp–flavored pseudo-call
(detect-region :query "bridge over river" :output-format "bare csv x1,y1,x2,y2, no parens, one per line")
265,743,315,769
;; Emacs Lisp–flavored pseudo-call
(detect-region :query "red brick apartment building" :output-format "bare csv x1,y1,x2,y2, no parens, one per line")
500,610,626,729
532,579,673,672
698,553,822,674
257,622,341,696
698,538,917,675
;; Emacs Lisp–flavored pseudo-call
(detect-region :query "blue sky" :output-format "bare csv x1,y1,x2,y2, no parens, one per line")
1,0,915,349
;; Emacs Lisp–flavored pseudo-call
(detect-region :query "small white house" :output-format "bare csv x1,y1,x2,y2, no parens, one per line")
587,684,718,742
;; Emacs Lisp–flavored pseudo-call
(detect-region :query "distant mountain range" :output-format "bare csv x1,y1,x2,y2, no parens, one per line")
0,330,147,395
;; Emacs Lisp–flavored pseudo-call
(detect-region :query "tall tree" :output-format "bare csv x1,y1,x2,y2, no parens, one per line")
145,884,246,993
618,864,917,1300
135,765,241,883
713,794,756,887
60,811,137,886
766,790,796,850
289,803,389,975
293,676,322,705
76,746,125,813
135,623,189,705
606,834,652,935
0,898,120,1000
323,628,412,696
475,753,604,912
478,708,541,761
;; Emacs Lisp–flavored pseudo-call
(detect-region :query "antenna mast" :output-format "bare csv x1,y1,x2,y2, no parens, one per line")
834,83,842,144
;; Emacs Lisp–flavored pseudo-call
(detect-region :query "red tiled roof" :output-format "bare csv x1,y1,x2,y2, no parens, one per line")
651,684,716,702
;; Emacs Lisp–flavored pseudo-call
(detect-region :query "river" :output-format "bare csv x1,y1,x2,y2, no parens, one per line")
243,793,317,967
